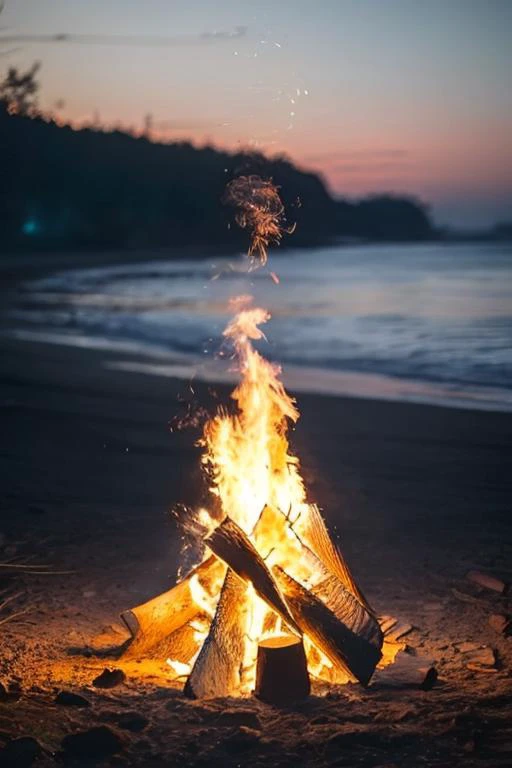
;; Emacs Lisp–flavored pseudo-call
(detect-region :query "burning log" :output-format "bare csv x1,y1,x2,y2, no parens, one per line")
184,569,249,699
256,504,383,670
121,556,224,658
205,516,301,636
254,635,310,705
164,621,204,666
301,504,369,609
288,506,383,658
273,566,381,686
312,575,383,650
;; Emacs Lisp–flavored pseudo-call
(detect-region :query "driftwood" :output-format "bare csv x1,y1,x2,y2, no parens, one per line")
205,516,301,636
374,652,437,690
121,556,224,658
184,569,249,698
273,566,381,686
466,570,507,594
255,635,310,705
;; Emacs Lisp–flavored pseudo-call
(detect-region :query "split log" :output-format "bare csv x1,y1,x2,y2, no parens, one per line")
120,556,224,658
205,516,301,636
253,504,383,667
300,504,370,608
466,570,507,594
273,566,381,686
161,620,204,665
184,569,249,699
312,575,383,650
254,635,310,705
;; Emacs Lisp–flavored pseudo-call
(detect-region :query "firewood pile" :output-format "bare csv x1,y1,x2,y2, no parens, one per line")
119,503,399,703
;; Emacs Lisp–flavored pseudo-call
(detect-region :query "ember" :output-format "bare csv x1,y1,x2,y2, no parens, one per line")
120,177,400,702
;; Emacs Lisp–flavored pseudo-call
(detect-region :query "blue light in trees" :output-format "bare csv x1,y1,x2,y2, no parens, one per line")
22,218,40,236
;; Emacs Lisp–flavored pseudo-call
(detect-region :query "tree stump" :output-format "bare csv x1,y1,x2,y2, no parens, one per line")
254,635,310,705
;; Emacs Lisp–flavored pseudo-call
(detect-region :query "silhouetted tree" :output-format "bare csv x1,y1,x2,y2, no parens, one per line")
0,62,40,116
0,106,436,251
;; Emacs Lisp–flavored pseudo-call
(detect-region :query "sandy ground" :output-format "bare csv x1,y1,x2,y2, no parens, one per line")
0,252,511,767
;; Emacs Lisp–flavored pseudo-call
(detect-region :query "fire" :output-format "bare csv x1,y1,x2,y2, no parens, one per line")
183,296,346,687
201,296,307,536
131,177,397,698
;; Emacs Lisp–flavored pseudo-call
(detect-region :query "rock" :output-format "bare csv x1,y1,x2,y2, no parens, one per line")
0,737,43,767
92,668,126,688
115,712,149,732
488,614,509,634
55,690,91,707
61,726,124,759
216,709,261,729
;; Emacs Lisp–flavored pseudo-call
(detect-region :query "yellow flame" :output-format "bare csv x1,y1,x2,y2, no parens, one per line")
201,298,309,537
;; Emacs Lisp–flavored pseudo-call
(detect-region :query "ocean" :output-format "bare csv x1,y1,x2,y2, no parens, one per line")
9,241,512,411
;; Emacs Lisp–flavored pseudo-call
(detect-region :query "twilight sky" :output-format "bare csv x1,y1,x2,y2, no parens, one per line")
1,0,511,228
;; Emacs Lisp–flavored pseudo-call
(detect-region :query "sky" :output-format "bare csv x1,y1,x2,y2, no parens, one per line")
1,0,511,228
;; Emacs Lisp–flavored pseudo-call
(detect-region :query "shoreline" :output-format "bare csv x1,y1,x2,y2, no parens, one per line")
3,246,512,415
6,327,512,414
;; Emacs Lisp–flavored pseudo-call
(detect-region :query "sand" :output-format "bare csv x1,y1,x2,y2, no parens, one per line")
0,251,511,766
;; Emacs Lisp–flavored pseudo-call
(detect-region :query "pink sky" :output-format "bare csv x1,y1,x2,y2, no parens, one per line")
2,0,511,227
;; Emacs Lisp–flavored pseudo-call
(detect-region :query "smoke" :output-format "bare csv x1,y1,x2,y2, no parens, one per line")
224,175,290,267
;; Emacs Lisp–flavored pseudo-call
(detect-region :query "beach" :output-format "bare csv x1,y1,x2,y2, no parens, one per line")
1,252,512,766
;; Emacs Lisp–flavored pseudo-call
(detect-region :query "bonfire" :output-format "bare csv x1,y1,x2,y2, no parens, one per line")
119,177,401,703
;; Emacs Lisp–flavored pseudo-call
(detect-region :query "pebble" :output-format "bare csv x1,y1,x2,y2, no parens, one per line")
55,690,91,707
93,668,126,688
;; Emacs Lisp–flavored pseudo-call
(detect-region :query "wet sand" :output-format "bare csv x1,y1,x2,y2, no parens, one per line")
1,252,511,766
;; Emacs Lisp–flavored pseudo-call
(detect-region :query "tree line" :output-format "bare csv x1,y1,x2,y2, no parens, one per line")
0,64,435,253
